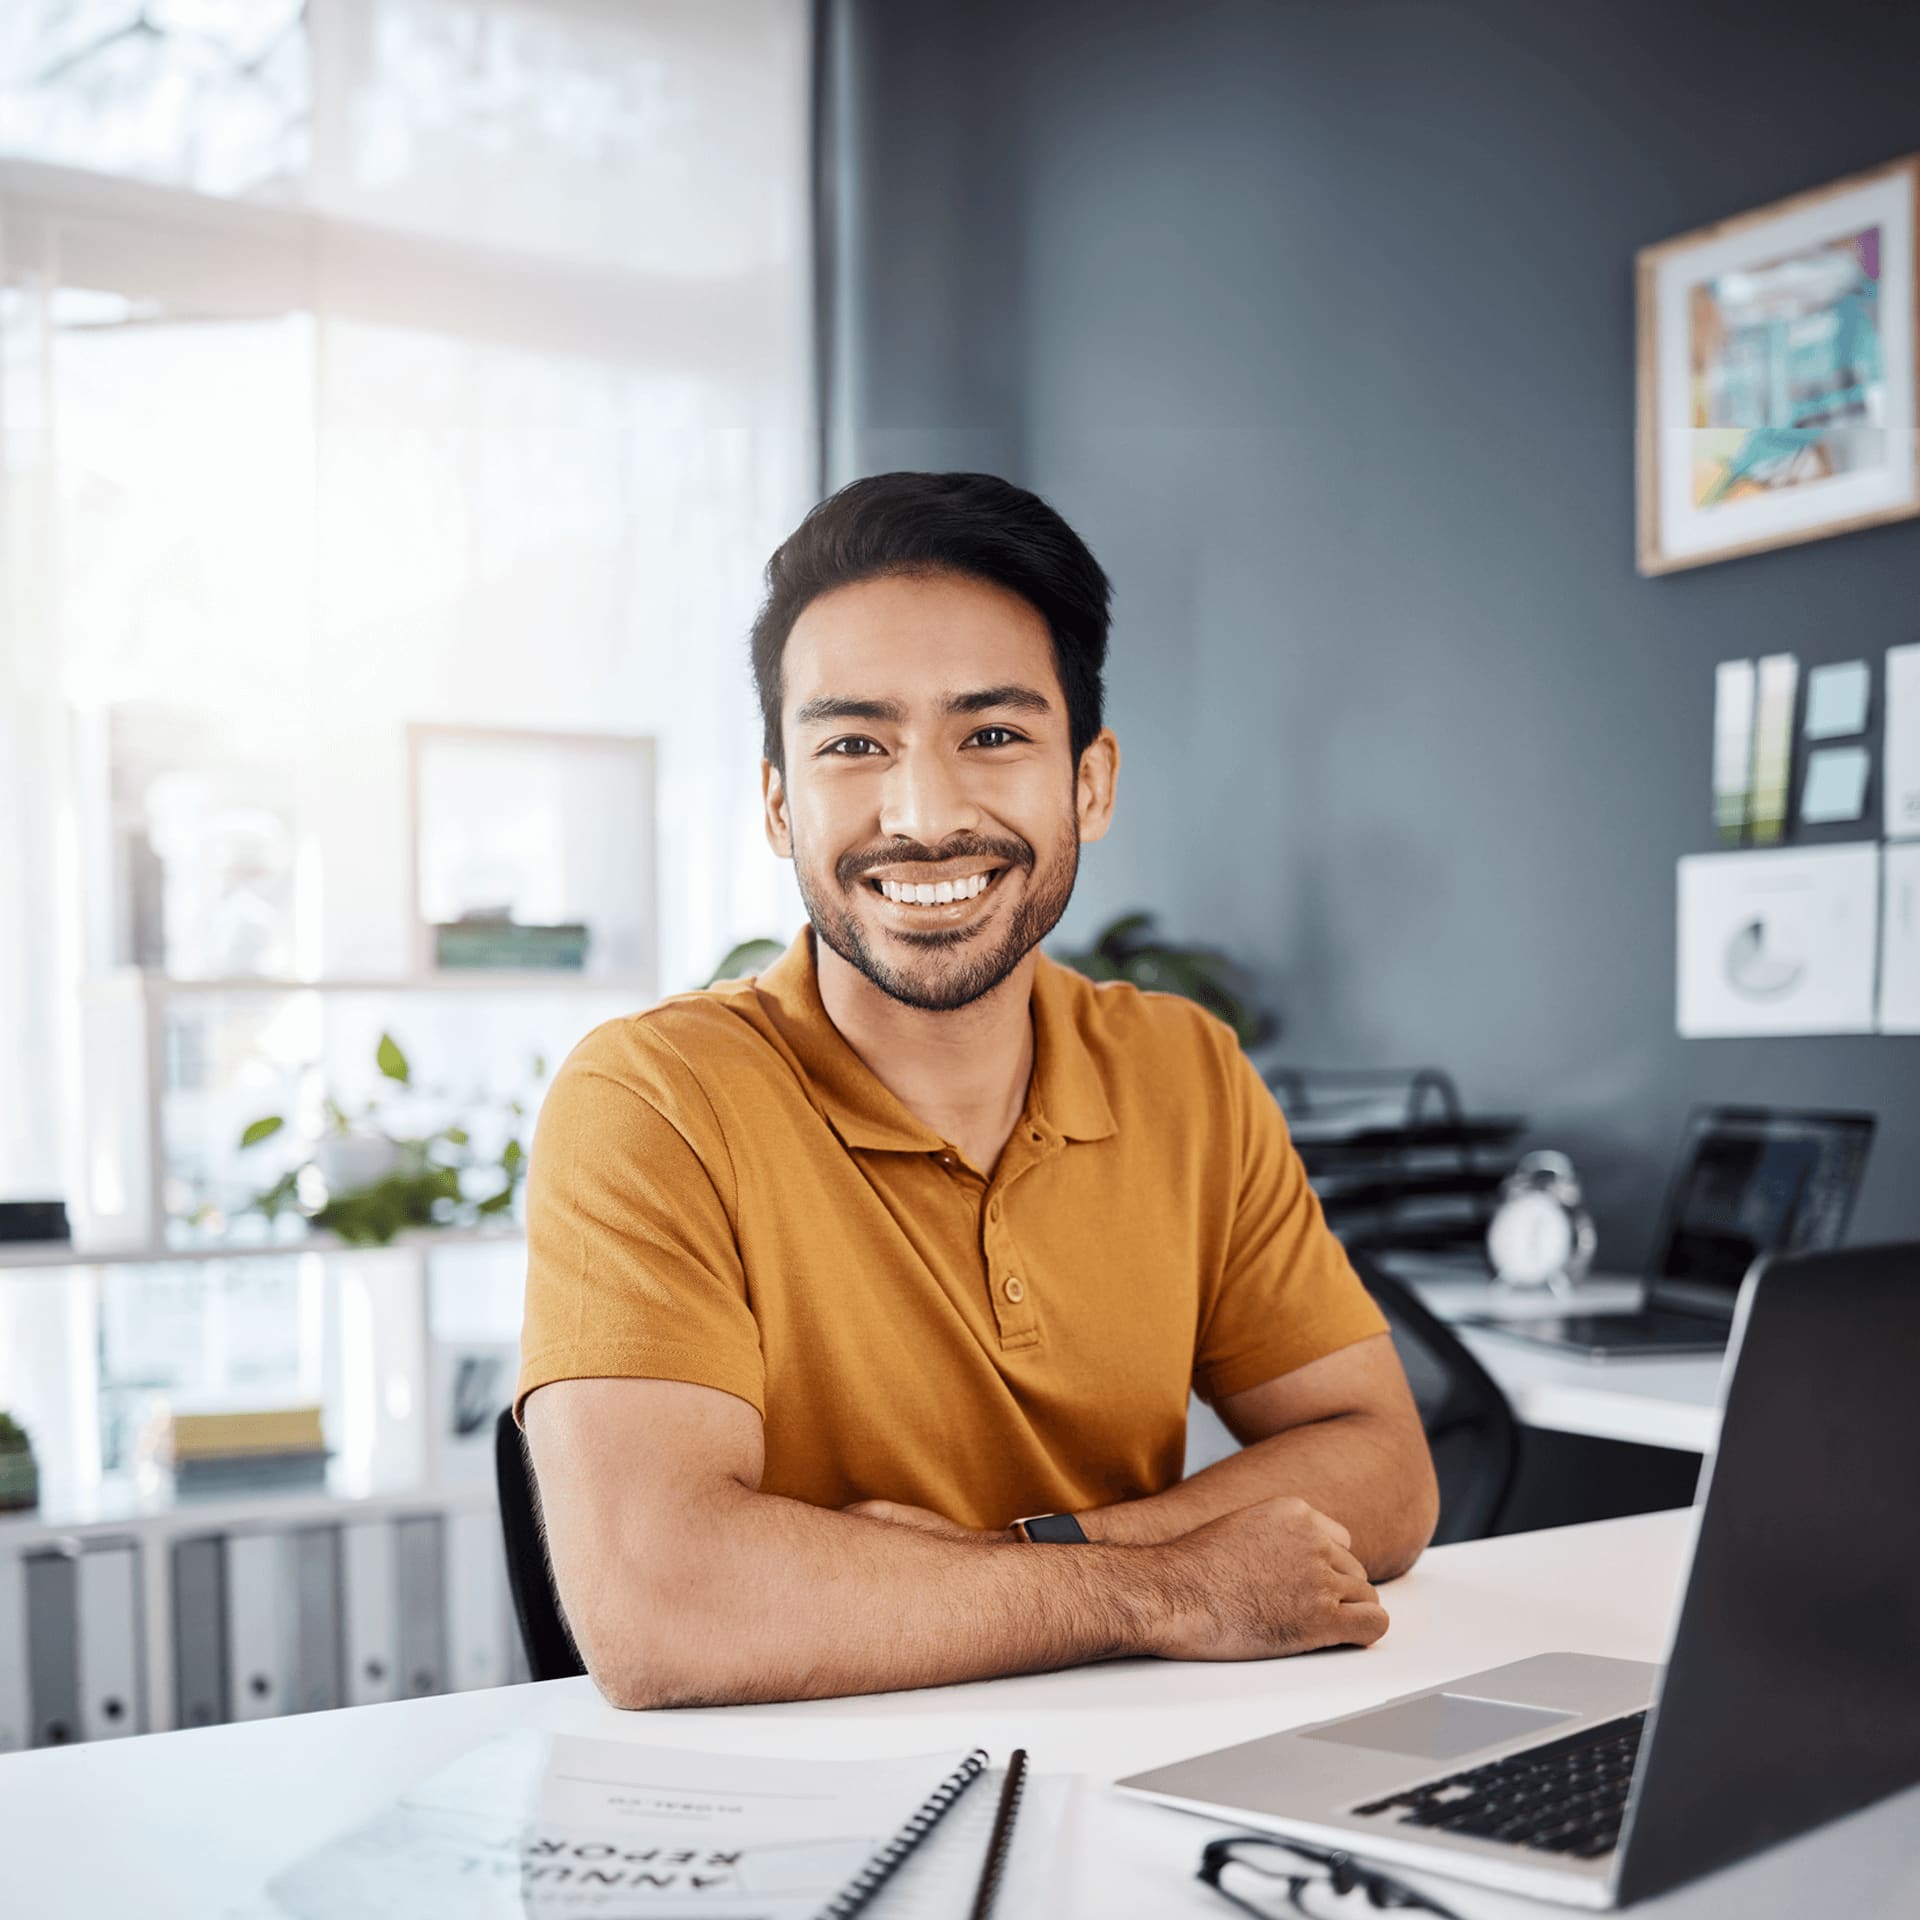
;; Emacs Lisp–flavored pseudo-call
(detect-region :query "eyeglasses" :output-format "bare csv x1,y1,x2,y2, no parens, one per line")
1198,1835,1466,1920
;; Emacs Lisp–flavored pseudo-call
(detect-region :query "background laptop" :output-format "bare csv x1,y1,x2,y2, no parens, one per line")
1466,1104,1873,1358
1117,1242,1920,1909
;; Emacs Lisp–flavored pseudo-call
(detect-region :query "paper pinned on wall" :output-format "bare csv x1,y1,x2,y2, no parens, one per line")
1879,843,1920,1033
1749,653,1798,843
1804,660,1871,739
1712,659,1756,843
1887,642,1920,839
1800,744,1871,825
1676,844,1878,1037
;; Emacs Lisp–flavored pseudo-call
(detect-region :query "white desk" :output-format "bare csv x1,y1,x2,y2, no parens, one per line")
2,1511,1915,1919
1392,1265,1727,1454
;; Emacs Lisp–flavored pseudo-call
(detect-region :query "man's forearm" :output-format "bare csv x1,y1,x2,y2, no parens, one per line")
1074,1412,1436,1576
593,1479,1185,1708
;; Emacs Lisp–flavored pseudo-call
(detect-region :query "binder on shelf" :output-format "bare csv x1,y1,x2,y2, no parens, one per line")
288,1525,344,1716
0,1545,28,1753
171,1535,229,1729
394,1513,448,1699
342,1518,399,1708
76,1540,143,1741
225,1530,289,1722
24,1548,80,1747
446,1506,510,1693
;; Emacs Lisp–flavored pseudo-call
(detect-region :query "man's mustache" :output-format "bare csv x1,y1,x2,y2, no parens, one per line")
836,836,1034,887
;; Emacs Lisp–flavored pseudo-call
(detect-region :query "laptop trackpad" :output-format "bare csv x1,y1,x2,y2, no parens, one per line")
1301,1693,1575,1762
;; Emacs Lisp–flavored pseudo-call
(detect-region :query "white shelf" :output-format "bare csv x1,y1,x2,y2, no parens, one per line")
0,1225,525,1271
0,1470,497,1547
91,970,656,996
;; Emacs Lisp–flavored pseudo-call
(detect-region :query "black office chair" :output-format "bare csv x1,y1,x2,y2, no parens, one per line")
495,1407,588,1681
1351,1252,1518,1543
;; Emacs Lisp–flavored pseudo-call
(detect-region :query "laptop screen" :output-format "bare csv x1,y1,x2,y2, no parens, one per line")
1652,1108,1874,1309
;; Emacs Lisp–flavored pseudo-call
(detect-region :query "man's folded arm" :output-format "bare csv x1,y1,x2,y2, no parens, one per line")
1071,1333,1440,1576
523,1374,1388,1709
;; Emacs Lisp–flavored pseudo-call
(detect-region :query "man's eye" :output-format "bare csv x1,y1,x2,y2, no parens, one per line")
971,726,1025,748
823,737,882,757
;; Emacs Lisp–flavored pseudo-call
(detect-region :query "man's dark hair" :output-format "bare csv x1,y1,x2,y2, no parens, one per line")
748,471,1111,770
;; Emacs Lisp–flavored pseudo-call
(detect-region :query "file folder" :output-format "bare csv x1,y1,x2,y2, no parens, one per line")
24,1547,80,1747
446,1506,510,1692
76,1540,143,1740
225,1530,288,1721
342,1517,399,1707
0,1545,27,1753
171,1535,229,1729
288,1524,344,1715
394,1513,447,1698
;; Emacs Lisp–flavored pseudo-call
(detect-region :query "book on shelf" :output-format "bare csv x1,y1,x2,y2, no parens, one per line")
432,914,590,970
167,1408,327,1460
147,1406,332,1496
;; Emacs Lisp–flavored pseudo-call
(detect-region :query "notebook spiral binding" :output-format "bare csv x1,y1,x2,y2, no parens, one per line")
818,1747,991,1919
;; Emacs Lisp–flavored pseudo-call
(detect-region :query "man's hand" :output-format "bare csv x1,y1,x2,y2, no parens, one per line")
850,1490,1386,1661
1150,1494,1388,1660
843,1499,1013,1543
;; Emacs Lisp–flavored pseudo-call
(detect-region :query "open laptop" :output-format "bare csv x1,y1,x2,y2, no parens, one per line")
1117,1242,1920,1908
1464,1105,1873,1358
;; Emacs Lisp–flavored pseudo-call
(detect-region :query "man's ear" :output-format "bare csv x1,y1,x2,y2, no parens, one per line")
1075,728,1121,846
761,759,794,859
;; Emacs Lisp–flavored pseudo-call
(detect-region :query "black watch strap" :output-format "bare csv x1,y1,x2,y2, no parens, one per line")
1013,1511,1088,1544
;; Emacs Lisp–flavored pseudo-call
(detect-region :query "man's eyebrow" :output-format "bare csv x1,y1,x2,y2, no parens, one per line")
792,694,910,727
941,684,1054,718
791,685,1055,728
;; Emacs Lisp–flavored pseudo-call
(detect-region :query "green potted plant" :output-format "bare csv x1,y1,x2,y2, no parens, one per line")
706,938,787,985
235,1032,544,1248
0,1411,37,1512
1053,912,1279,1051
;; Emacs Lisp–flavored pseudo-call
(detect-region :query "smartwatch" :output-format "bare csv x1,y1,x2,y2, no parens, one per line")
1011,1512,1088,1544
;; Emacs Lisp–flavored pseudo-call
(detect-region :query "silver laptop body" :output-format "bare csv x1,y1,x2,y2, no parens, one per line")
1117,1243,1920,1909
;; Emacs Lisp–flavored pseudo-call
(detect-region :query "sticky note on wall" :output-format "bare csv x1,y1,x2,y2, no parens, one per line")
1804,660,1870,739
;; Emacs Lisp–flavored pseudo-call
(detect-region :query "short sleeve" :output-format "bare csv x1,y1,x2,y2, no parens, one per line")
514,1022,765,1425
1191,1043,1390,1405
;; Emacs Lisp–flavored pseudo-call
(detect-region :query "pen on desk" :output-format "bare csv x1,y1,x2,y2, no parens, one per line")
967,1747,1029,1920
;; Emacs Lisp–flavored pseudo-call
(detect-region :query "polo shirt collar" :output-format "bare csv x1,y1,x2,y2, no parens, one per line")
751,928,1117,1153
1028,947,1118,1144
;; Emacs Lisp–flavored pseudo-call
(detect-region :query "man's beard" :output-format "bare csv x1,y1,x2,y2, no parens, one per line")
794,816,1080,1013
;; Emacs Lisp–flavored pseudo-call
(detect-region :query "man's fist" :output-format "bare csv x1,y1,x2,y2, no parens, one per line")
1151,1495,1388,1660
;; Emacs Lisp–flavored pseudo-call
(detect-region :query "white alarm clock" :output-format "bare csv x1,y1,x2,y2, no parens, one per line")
1486,1151,1597,1293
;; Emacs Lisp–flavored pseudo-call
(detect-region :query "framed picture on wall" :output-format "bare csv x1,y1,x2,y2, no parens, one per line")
1637,155,1919,575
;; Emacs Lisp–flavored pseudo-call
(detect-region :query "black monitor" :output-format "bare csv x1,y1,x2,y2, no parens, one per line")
1648,1106,1875,1319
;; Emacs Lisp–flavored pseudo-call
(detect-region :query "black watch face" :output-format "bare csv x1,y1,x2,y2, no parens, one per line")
1022,1512,1088,1544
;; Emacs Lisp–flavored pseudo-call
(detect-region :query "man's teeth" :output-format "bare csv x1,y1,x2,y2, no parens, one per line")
877,872,995,905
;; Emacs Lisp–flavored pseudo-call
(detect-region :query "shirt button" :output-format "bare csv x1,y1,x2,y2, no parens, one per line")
1003,1275,1026,1304
988,1200,1001,1221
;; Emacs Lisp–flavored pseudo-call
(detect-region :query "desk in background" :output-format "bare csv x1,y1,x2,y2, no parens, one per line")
1385,1259,1724,1534
2,1512,1915,1920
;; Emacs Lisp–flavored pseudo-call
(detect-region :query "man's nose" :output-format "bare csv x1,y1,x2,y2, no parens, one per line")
877,749,981,849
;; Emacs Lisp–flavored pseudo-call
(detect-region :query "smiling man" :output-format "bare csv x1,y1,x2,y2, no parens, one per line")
517,472,1438,1708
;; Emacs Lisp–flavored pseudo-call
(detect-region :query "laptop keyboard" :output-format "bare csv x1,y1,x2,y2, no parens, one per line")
1351,1710,1645,1860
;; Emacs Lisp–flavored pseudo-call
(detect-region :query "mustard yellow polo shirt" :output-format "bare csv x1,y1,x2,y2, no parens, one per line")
515,928,1386,1530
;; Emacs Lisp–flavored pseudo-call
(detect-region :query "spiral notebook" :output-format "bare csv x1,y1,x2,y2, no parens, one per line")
231,1731,1079,1920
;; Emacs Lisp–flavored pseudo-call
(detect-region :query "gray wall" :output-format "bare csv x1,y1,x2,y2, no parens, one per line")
825,0,1920,1261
